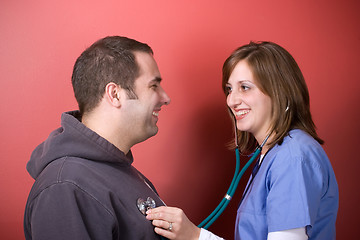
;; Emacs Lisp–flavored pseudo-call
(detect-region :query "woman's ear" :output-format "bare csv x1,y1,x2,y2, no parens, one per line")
105,82,122,107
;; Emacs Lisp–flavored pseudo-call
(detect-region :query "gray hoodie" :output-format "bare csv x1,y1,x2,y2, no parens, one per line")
24,111,164,239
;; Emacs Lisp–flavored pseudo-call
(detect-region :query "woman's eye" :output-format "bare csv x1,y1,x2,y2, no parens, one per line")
225,86,232,94
241,85,250,91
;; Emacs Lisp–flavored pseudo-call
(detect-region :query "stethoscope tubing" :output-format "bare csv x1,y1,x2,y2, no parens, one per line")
198,147,261,229
198,130,270,229
197,148,240,228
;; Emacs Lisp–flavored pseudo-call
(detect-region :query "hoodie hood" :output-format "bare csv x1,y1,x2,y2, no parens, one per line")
27,111,133,179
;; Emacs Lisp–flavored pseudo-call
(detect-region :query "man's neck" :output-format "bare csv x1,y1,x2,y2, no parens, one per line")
81,110,131,154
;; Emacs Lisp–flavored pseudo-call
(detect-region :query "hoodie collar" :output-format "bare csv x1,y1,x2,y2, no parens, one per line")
27,111,133,179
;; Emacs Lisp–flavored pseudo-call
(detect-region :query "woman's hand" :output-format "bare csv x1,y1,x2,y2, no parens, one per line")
146,206,201,240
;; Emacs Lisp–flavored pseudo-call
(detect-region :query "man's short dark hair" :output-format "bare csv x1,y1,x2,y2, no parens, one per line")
71,36,153,114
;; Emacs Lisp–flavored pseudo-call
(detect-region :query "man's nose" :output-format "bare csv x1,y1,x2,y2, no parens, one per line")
161,88,171,105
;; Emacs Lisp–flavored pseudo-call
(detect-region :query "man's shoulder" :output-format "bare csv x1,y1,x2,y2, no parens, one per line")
27,157,119,206
30,158,105,193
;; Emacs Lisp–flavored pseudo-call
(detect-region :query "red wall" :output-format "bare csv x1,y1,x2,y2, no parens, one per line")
1,0,359,239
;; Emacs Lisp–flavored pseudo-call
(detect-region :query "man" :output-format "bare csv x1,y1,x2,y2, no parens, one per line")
24,36,171,239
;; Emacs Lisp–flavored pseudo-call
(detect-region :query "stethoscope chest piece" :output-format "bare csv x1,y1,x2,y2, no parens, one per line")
137,197,156,215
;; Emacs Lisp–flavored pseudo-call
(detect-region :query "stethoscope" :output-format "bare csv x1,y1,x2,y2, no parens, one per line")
197,125,270,229
137,116,271,232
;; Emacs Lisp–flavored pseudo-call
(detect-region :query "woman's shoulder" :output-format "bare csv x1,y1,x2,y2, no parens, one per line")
282,129,322,151
269,129,328,166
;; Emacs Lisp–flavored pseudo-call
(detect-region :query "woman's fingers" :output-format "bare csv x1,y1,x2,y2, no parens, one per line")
154,225,175,239
146,206,179,222
147,208,178,239
152,219,173,231
146,206,201,240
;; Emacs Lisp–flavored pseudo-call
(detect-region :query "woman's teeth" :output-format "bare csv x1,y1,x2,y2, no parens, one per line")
236,110,250,116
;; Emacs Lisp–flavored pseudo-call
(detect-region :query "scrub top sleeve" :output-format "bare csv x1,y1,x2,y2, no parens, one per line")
265,155,324,233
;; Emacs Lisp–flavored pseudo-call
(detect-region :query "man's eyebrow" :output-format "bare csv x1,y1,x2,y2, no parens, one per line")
150,77,162,84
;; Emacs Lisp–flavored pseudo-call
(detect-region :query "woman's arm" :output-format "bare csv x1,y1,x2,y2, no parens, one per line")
146,206,225,240
199,228,224,240
268,227,308,240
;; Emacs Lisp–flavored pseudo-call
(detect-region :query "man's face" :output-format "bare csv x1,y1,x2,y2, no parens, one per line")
121,51,171,144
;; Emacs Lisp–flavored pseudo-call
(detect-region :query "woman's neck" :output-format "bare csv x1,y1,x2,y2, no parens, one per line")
256,132,273,155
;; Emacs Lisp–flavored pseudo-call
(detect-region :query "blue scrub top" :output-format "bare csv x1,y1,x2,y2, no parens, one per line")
235,129,338,240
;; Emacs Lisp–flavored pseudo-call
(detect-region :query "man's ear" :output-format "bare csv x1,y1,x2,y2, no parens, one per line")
105,82,122,107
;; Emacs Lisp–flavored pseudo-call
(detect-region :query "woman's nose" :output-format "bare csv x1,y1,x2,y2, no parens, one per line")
227,91,241,108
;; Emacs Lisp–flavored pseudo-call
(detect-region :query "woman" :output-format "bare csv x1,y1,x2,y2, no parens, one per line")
146,41,339,240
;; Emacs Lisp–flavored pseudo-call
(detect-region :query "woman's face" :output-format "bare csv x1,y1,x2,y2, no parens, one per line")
225,60,273,143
